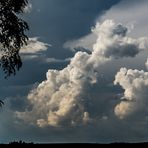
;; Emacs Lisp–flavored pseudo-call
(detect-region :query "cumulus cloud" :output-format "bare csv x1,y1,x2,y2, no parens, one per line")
90,21,147,59
16,20,148,127
114,68,148,119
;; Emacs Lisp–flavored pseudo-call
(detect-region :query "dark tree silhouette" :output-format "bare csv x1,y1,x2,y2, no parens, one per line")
0,0,29,78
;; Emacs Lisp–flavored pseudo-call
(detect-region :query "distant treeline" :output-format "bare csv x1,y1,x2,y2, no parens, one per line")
9,140,34,145
0,141,148,146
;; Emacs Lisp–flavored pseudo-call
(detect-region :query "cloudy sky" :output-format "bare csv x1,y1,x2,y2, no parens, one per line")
1,0,148,143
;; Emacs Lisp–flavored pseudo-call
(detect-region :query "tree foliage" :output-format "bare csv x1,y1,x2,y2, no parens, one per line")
0,0,29,78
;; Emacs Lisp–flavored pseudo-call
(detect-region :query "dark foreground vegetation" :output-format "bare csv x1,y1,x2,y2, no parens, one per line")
1,141,148,147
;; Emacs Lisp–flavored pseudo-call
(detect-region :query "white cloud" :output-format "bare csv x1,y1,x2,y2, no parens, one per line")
90,20,147,59
114,68,148,119
16,20,148,127
20,37,50,54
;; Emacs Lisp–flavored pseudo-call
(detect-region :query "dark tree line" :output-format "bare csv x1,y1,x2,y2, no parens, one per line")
0,0,29,78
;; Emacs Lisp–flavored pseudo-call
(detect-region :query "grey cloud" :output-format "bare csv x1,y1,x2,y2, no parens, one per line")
113,24,128,37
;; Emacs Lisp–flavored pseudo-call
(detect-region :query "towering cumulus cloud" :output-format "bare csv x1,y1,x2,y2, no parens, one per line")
16,20,147,127
114,68,148,119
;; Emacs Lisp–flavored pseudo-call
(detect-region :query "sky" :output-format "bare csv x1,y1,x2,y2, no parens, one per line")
1,0,148,143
